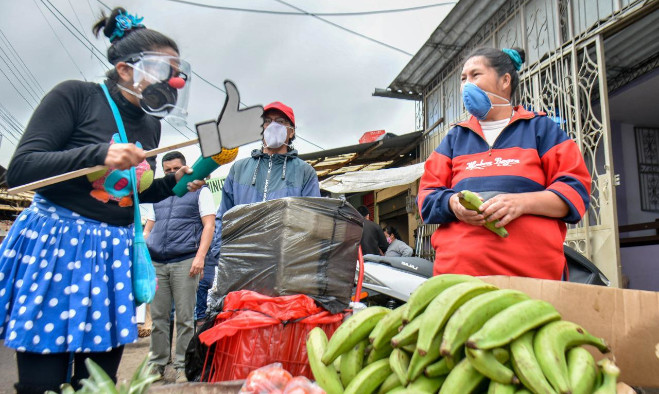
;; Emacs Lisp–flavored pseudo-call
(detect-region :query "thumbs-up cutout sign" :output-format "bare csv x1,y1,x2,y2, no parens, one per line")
197,80,264,158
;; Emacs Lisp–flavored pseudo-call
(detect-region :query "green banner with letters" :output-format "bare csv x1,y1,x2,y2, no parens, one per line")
206,176,227,209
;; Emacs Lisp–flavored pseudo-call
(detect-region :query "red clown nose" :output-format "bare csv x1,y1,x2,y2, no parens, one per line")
168,77,186,89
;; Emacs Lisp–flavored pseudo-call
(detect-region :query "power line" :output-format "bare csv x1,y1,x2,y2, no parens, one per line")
96,0,325,150
0,114,22,143
68,0,87,36
32,0,88,81
0,105,25,142
40,0,110,71
0,103,26,132
296,134,324,150
163,119,198,140
0,49,42,105
164,0,456,17
67,0,95,65
0,66,36,110
0,125,20,146
273,0,412,56
0,28,45,95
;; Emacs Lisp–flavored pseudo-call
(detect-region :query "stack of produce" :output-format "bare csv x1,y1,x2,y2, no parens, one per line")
306,274,619,394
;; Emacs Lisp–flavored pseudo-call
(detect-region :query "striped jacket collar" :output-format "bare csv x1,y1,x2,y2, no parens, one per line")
455,106,541,139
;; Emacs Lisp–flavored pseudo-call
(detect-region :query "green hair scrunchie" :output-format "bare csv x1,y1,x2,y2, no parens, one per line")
502,48,523,71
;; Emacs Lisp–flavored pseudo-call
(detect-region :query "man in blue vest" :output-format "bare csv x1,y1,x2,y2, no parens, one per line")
143,151,216,383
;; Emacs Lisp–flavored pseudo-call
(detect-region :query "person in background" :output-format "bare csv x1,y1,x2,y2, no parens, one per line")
208,101,320,267
417,47,590,280
0,7,202,392
143,151,215,383
356,205,389,256
383,226,413,257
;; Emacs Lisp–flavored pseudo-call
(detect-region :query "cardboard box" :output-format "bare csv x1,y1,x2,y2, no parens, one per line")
480,276,659,388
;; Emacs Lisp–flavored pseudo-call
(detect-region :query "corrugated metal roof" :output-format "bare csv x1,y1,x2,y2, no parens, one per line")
299,131,423,180
604,7,659,81
388,0,659,95
387,0,507,94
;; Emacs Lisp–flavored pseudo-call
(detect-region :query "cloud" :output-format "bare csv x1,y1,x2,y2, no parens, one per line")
0,0,453,175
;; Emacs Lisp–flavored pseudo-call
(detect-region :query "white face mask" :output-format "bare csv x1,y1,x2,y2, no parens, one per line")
263,122,289,149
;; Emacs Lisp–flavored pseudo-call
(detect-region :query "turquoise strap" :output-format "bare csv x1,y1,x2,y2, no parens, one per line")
99,82,145,236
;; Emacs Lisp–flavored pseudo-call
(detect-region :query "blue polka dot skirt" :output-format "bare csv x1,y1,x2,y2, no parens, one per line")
0,194,138,353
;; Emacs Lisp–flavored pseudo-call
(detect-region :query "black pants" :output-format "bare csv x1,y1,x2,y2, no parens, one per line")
14,346,124,394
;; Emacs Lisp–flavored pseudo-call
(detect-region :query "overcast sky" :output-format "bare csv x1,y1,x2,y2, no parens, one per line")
0,0,453,178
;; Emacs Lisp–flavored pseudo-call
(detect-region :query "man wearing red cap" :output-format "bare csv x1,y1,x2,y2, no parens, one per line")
205,101,320,297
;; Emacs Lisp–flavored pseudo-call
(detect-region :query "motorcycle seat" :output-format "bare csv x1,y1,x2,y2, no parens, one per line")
362,254,434,278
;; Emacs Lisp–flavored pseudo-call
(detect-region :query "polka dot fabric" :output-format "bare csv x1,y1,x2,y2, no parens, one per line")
0,195,138,353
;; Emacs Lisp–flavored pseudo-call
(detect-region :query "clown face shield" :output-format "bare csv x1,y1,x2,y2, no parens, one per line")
124,52,191,124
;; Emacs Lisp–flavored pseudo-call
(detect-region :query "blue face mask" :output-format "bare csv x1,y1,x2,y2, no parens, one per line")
462,82,511,121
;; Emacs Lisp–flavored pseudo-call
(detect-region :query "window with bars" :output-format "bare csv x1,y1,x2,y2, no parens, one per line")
635,127,659,212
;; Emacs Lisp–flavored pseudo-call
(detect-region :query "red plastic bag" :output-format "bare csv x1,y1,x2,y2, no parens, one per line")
199,291,344,346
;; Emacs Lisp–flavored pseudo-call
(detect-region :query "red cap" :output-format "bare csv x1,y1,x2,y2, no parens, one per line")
264,101,295,126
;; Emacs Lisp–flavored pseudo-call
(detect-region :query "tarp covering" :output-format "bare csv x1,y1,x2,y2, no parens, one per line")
207,197,363,314
319,162,425,193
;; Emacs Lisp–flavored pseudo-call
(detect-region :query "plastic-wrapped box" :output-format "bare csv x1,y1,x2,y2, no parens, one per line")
208,197,363,314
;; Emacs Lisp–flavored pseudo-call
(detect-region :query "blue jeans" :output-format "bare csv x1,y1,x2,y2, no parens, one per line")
195,265,216,320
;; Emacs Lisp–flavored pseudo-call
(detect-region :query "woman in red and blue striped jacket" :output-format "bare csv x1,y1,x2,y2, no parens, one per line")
418,47,590,280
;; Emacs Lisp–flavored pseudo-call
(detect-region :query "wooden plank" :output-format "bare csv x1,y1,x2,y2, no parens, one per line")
7,138,199,194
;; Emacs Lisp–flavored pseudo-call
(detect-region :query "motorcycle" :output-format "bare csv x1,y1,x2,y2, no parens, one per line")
357,245,609,307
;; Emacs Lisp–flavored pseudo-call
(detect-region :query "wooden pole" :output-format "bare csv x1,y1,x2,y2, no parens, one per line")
7,138,199,195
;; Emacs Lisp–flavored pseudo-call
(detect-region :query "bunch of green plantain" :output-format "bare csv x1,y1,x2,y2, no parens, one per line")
305,274,620,394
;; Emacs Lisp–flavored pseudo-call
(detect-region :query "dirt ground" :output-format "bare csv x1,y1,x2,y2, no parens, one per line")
0,335,178,393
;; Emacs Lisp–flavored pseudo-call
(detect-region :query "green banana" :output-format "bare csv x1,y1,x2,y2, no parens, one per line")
510,331,556,394
438,356,486,394
440,289,529,357
389,348,411,386
340,340,367,387
417,281,498,356
445,348,465,371
370,304,408,350
406,375,446,393
466,347,518,385
403,274,481,323
401,344,417,353
322,306,390,365
567,346,598,394
592,359,620,394
366,341,393,365
391,314,423,348
424,358,450,378
377,373,403,394
407,329,443,382
343,358,391,394
458,190,509,238
488,380,517,394
467,299,561,350
306,327,344,394
439,348,509,394
333,355,342,374
516,390,533,394
534,321,610,394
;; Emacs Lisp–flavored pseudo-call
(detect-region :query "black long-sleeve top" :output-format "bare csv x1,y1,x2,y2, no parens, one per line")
7,79,176,226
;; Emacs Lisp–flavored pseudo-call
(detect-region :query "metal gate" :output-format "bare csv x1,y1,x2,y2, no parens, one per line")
516,35,621,286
